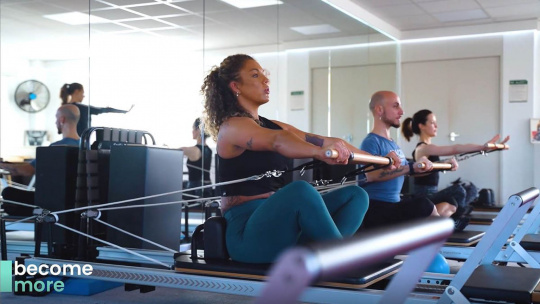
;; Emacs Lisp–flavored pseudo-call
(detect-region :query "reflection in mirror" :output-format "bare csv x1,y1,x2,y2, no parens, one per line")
312,41,398,148
0,0,397,186
0,0,90,162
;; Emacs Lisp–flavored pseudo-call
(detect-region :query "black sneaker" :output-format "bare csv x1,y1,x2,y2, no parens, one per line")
454,215,470,232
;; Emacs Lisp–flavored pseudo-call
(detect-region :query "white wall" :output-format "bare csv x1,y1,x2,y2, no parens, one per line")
0,57,59,160
500,32,538,201
286,52,310,132
279,29,538,203
532,28,539,190
398,31,539,203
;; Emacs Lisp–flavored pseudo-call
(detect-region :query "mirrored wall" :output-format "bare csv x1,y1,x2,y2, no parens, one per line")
0,0,397,165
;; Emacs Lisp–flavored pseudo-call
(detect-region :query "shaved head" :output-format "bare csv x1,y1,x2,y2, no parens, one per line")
369,91,398,112
57,104,80,124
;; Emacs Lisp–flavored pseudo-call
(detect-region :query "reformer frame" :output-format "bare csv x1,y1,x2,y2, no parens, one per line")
18,187,540,304
441,187,540,266
20,218,453,304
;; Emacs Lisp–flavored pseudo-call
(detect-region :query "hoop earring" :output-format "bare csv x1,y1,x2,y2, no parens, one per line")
236,91,240,97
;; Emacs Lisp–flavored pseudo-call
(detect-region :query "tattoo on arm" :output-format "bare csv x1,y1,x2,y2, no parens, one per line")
378,166,406,179
305,134,324,147
246,138,253,149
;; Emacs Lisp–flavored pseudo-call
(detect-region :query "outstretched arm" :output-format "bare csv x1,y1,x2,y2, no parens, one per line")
271,120,381,165
218,117,352,165
179,146,201,162
365,155,434,183
416,134,510,159
88,104,129,115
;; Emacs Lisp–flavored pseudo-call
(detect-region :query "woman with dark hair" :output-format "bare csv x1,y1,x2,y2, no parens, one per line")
60,83,131,135
401,109,508,217
202,54,399,263
180,118,213,198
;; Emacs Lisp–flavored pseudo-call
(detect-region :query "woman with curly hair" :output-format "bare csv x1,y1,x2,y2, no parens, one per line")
202,54,399,263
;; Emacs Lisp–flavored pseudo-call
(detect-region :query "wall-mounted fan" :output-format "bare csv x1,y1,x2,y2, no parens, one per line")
14,80,50,113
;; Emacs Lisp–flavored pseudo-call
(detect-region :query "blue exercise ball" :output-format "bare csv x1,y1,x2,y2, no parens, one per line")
426,253,450,274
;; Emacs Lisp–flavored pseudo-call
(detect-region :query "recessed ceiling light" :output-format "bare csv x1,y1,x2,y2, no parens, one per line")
291,24,340,35
44,12,109,25
220,0,283,9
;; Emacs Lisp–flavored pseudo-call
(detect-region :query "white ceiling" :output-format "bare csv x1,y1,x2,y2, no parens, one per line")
351,0,540,34
0,0,378,56
0,0,539,60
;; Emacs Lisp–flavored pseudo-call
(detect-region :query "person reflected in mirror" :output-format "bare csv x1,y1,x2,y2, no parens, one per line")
179,118,213,199
203,54,400,264
359,91,444,230
60,83,132,136
0,104,81,177
401,109,509,226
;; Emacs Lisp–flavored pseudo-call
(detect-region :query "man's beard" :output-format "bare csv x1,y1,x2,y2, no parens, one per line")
57,127,62,134
382,115,400,128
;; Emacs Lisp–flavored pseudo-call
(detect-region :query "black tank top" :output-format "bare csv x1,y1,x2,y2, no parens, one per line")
412,142,440,186
218,116,289,196
186,144,212,182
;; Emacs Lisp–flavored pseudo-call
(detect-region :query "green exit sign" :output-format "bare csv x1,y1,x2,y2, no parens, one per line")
290,91,304,96
510,80,527,85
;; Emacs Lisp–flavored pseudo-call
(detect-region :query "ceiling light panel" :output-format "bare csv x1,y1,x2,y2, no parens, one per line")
43,0,109,11
291,24,340,35
167,0,231,14
18,2,68,15
219,0,283,9
44,12,109,25
95,0,157,5
127,3,189,16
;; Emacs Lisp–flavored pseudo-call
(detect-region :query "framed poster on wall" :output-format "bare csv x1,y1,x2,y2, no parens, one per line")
531,119,540,143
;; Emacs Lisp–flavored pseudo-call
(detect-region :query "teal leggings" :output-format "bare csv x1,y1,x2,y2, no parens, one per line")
223,181,369,263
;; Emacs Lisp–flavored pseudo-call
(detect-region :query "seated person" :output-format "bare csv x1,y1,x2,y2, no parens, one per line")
359,91,450,230
0,104,80,177
202,54,399,263
401,109,509,218
180,118,213,198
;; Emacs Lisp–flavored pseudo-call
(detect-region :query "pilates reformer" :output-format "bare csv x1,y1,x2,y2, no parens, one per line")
172,187,540,303
13,187,540,304
441,186,540,266
5,134,533,303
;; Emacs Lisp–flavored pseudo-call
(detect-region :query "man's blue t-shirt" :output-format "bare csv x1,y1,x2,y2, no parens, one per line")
359,133,407,203
30,137,80,168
